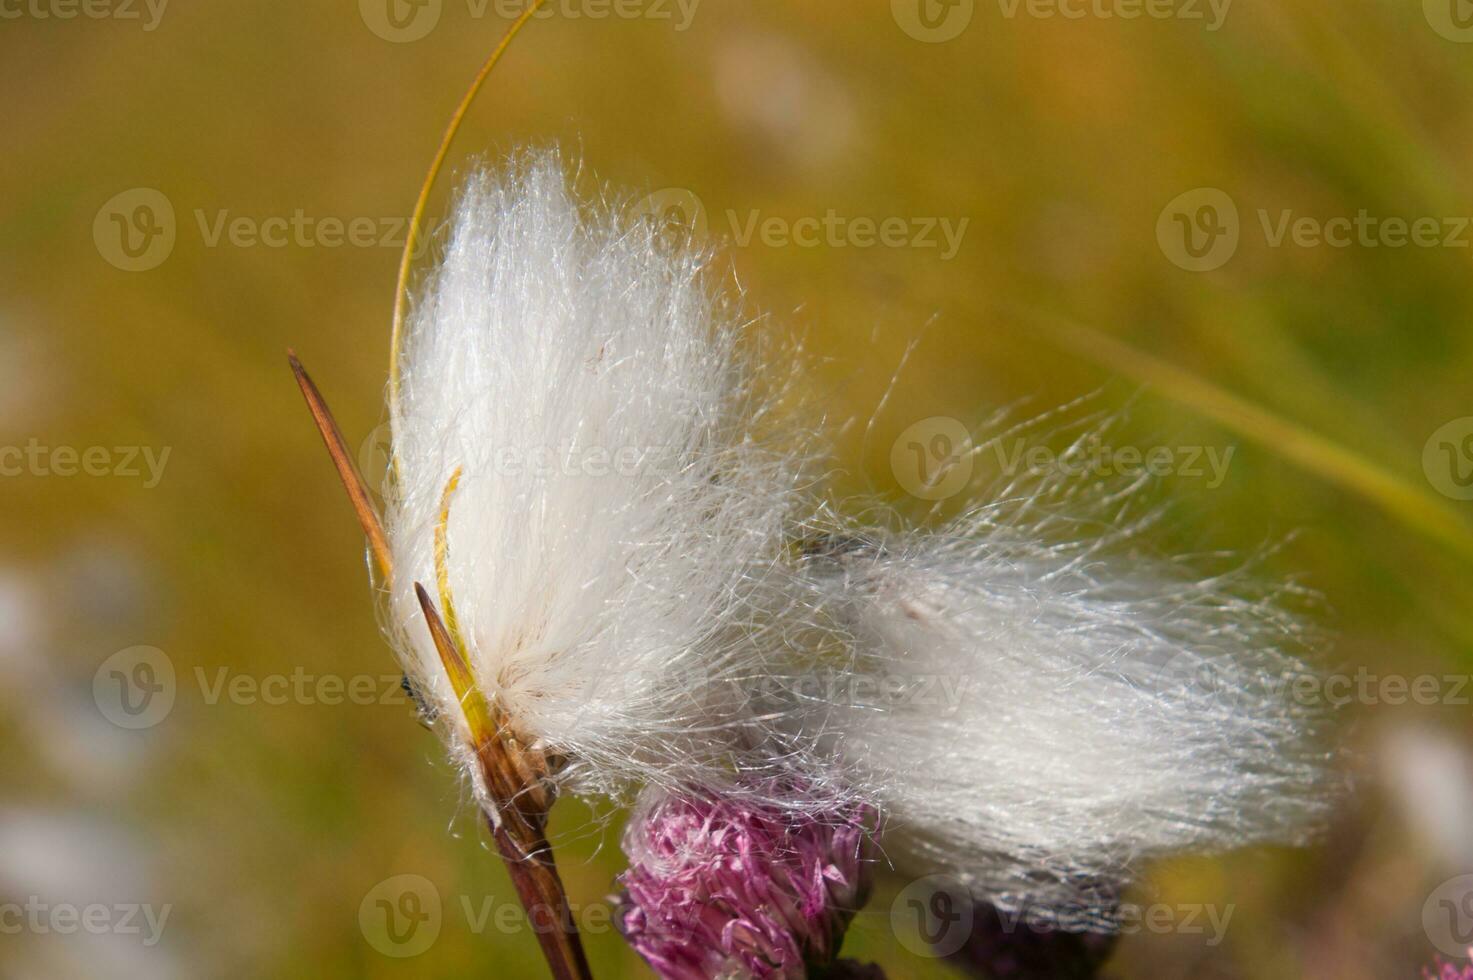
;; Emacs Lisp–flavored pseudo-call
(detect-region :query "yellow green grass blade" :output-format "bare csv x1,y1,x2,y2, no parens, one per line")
1015,309,1473,564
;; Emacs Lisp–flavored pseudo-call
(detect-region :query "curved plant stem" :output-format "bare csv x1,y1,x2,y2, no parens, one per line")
388,0,550,427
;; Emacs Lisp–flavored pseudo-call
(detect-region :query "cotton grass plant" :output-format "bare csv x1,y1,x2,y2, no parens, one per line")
289,8,1338,978
778,499,1333,929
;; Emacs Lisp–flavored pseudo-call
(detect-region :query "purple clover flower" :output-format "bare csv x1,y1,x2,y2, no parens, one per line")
615,787,879,979
1425,949,1473,979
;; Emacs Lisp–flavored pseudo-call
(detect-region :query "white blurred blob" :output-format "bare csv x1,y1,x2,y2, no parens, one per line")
712,32,858,172
0,570,43,678
0,316,53,430
0,568,150,795
0,809,151,898
56,539,151,630
1379,724,1473,873
0,808,180,980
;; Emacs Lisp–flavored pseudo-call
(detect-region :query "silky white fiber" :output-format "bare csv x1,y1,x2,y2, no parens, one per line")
381,149,1335,927
384,147,801,804
785,508,1336,929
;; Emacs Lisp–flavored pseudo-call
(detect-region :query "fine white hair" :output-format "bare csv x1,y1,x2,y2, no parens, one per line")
384,147,800,803
382,147,1335,926
784,501,1336,929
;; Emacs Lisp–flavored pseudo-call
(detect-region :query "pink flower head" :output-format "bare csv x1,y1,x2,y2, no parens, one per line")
615,787,878,979
1425,949,1473,979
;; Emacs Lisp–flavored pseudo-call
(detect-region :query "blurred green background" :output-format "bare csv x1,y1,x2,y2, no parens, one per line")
4,0,1473,976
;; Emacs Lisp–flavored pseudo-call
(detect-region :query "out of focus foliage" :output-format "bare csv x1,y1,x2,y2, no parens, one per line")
2,2,1471,976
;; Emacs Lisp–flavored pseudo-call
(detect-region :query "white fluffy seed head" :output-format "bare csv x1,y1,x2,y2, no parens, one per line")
773,411,1342,926
380,147,1336,915
384,147,802,803
783,505,1338,929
